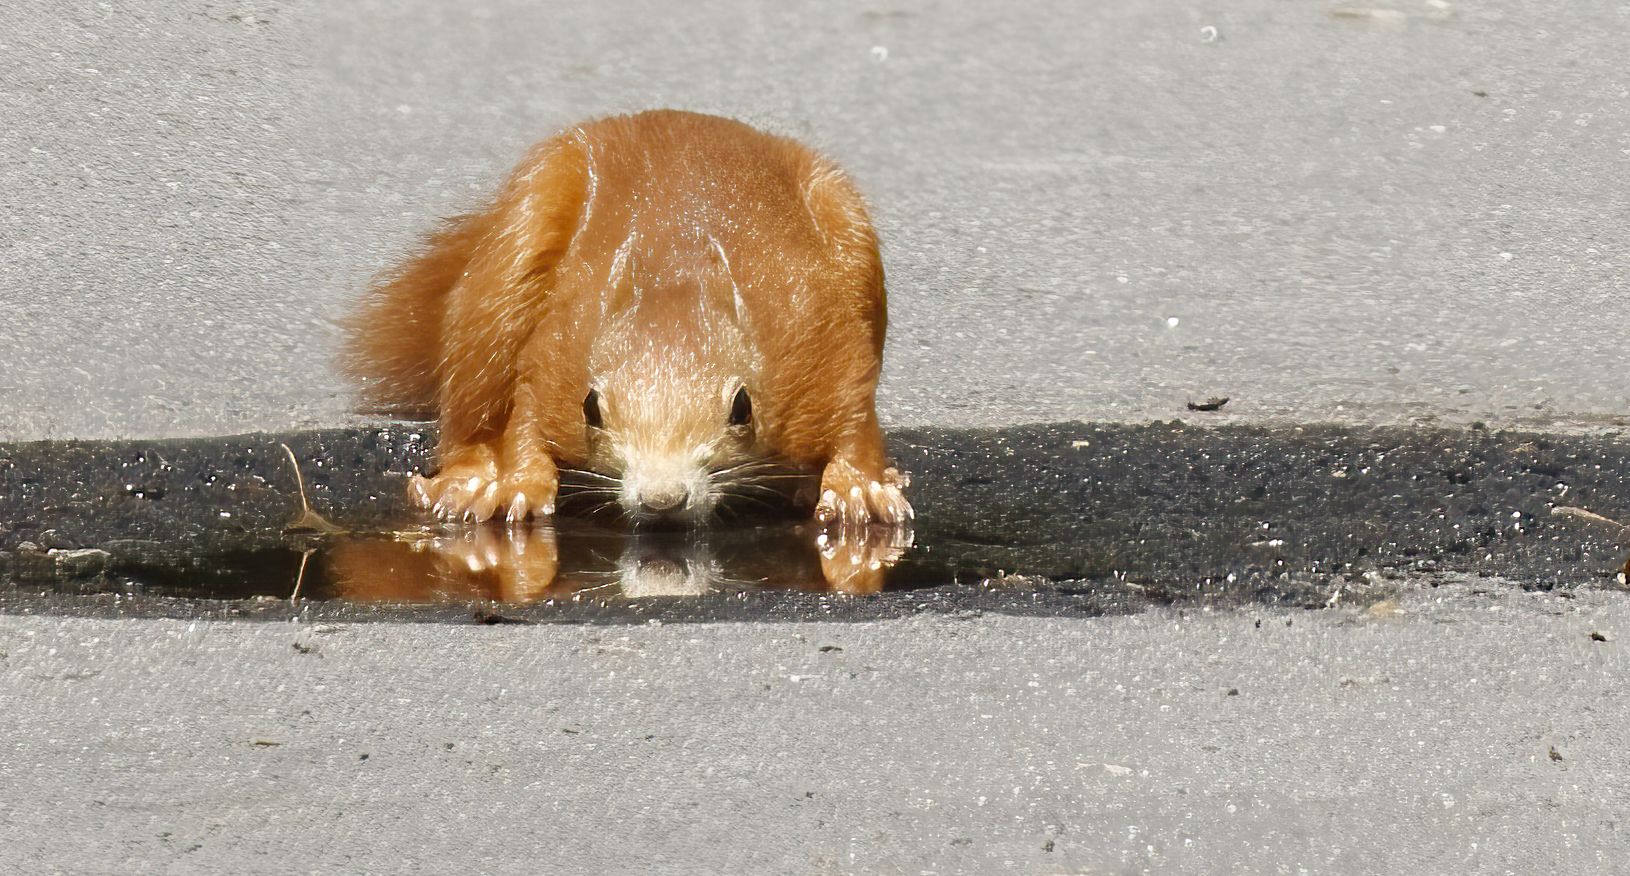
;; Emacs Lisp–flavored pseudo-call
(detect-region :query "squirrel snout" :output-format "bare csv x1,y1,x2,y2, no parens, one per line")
638,484,688,513
622,467,697,521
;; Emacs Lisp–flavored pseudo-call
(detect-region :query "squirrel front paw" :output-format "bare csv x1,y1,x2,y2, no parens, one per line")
410,455,560,524
814,459,913,533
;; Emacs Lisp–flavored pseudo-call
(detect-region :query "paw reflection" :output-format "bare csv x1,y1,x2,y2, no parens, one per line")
816,525,914,594
326,526,562,603
323,522,914,603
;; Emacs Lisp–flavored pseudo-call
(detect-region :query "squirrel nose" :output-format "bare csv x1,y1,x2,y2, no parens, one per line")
639,485,687,513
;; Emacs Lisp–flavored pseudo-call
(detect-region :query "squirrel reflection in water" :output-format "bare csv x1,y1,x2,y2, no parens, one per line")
324,522,910,602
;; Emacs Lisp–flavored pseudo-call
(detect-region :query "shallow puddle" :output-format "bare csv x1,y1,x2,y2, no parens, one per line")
2,511,1134,621
123,520,936,603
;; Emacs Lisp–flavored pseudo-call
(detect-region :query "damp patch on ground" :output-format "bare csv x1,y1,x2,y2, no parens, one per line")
1,422,1627,623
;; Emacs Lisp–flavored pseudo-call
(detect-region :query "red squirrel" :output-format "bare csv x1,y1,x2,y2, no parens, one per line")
343,110,910,531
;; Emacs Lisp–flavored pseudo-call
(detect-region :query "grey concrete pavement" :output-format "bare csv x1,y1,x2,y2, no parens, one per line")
3,580,1627,874
3,0,1627,440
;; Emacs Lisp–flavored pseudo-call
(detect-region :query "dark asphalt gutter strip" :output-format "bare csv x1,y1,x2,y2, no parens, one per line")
3,421,1628,624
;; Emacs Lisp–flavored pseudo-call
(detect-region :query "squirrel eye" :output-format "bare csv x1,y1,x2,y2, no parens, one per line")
583,389,603,428
729,386,752,427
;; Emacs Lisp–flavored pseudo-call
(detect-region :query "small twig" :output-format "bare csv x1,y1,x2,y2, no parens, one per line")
290,548,314,605
281,443,316,515
1551,506,1630,534
279,443,343,534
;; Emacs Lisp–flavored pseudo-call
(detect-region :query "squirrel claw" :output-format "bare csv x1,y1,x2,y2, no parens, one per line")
410,470,558,525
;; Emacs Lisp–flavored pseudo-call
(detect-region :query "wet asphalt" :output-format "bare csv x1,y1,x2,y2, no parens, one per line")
3,423,1626,622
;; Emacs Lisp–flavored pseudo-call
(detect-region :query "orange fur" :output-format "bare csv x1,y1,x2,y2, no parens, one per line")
343,109,908,528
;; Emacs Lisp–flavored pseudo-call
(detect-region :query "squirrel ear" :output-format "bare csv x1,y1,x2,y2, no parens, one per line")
602,233,640,317
705,233,750,329
799,157,876,260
